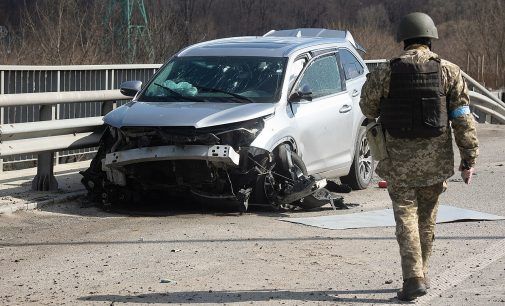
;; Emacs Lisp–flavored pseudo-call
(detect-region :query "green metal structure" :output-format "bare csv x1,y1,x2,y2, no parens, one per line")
106,0,154,63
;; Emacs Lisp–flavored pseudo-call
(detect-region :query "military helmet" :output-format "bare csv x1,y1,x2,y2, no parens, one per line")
396,12,438,42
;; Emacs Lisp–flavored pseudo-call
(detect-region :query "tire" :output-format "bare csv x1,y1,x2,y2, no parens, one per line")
252,144,307,206
340,126,374,190
276,144,307,180
279,146,327,211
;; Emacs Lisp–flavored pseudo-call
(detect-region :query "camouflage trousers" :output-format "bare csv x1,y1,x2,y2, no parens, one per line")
387,181,446,280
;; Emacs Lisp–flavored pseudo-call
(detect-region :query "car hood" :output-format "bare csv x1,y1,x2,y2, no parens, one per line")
104,101,276,128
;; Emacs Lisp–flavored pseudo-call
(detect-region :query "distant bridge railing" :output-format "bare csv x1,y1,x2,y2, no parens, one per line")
0,62,504,191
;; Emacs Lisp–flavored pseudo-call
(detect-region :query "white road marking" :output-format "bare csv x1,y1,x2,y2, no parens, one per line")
418,238,505,304
386,238,505,305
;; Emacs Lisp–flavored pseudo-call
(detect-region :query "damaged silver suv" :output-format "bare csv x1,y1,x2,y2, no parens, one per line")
81,28,373,211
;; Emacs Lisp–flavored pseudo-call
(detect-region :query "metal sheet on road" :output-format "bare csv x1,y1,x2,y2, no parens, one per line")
279,205,505,230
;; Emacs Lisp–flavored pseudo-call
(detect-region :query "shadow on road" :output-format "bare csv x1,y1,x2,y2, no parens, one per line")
38,191,343,219
78,288,401,304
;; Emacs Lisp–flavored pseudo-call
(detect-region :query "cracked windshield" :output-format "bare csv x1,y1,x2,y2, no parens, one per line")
141,56,287,103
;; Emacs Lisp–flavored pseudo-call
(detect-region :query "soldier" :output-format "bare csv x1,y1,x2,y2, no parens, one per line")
359,12,479,301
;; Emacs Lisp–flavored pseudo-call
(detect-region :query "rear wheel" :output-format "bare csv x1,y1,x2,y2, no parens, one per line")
340,127,374,190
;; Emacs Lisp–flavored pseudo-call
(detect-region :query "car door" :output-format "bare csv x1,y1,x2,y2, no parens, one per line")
289,52,353,175
339,48,367,142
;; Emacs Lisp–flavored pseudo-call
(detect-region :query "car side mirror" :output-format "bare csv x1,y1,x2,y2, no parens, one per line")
120,80,142,97
289,84,313,102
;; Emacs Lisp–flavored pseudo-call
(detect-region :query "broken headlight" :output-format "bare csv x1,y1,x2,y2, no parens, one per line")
213,118,264,150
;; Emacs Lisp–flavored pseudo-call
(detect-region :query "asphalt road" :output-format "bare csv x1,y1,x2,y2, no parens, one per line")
1,124,505,305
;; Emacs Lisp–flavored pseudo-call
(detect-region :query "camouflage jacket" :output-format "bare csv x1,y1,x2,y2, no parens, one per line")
359,45,479,187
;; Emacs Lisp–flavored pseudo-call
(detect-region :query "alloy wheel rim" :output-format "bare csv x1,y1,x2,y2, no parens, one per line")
358,136,373,182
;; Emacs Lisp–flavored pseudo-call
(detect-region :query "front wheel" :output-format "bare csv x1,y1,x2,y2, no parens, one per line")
251,144,307,207
340,127,374,190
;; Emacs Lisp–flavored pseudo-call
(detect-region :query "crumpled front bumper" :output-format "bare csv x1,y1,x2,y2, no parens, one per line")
103,145,241,169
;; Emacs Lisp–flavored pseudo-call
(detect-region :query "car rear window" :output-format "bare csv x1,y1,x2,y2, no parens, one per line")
339,49,364,80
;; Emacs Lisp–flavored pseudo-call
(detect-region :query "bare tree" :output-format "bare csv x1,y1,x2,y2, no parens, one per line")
452,0,505,87
7,0,108,65
337,4,399,60
0,0,503,89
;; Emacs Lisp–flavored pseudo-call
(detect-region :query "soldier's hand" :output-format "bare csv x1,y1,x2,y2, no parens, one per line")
459,166,475,185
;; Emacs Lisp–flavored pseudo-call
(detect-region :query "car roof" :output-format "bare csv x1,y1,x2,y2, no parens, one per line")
177,30,354,58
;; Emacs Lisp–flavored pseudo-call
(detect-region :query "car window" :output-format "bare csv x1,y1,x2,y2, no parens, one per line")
298,55,342,99
339,49,364,80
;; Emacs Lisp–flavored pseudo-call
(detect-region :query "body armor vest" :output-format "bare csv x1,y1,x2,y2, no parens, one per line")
380,57,448,139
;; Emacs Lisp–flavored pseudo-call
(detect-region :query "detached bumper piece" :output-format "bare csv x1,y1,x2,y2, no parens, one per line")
103,145,240,168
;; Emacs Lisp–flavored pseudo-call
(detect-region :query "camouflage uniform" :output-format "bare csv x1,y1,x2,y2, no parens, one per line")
359,45,479,280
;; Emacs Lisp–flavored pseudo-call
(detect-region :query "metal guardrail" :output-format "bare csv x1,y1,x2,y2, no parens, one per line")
0,61,503,191
0,90,124,107
0,64,159,190
0,90,118,190
363,59,387,70
462,72,505,124
0,64,159,176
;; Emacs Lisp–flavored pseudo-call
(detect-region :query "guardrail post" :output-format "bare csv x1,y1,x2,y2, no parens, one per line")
31,104,58,191
0,70,3,177
55,70,61,165
101,100,115,115
101,69,116,115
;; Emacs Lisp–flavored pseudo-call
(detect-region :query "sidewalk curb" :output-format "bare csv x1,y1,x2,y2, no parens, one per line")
0,190,86,214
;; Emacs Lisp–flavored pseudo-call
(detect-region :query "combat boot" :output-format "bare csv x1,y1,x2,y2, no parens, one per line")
397,277,427,301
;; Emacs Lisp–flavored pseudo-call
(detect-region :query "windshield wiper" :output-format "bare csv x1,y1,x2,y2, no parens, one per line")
193,84,254,103
153,82,204,102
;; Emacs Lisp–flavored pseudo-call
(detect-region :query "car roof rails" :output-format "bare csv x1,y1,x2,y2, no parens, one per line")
263,28,366,53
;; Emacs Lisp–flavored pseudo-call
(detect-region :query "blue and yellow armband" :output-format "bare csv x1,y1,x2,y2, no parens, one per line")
449,106,470,120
